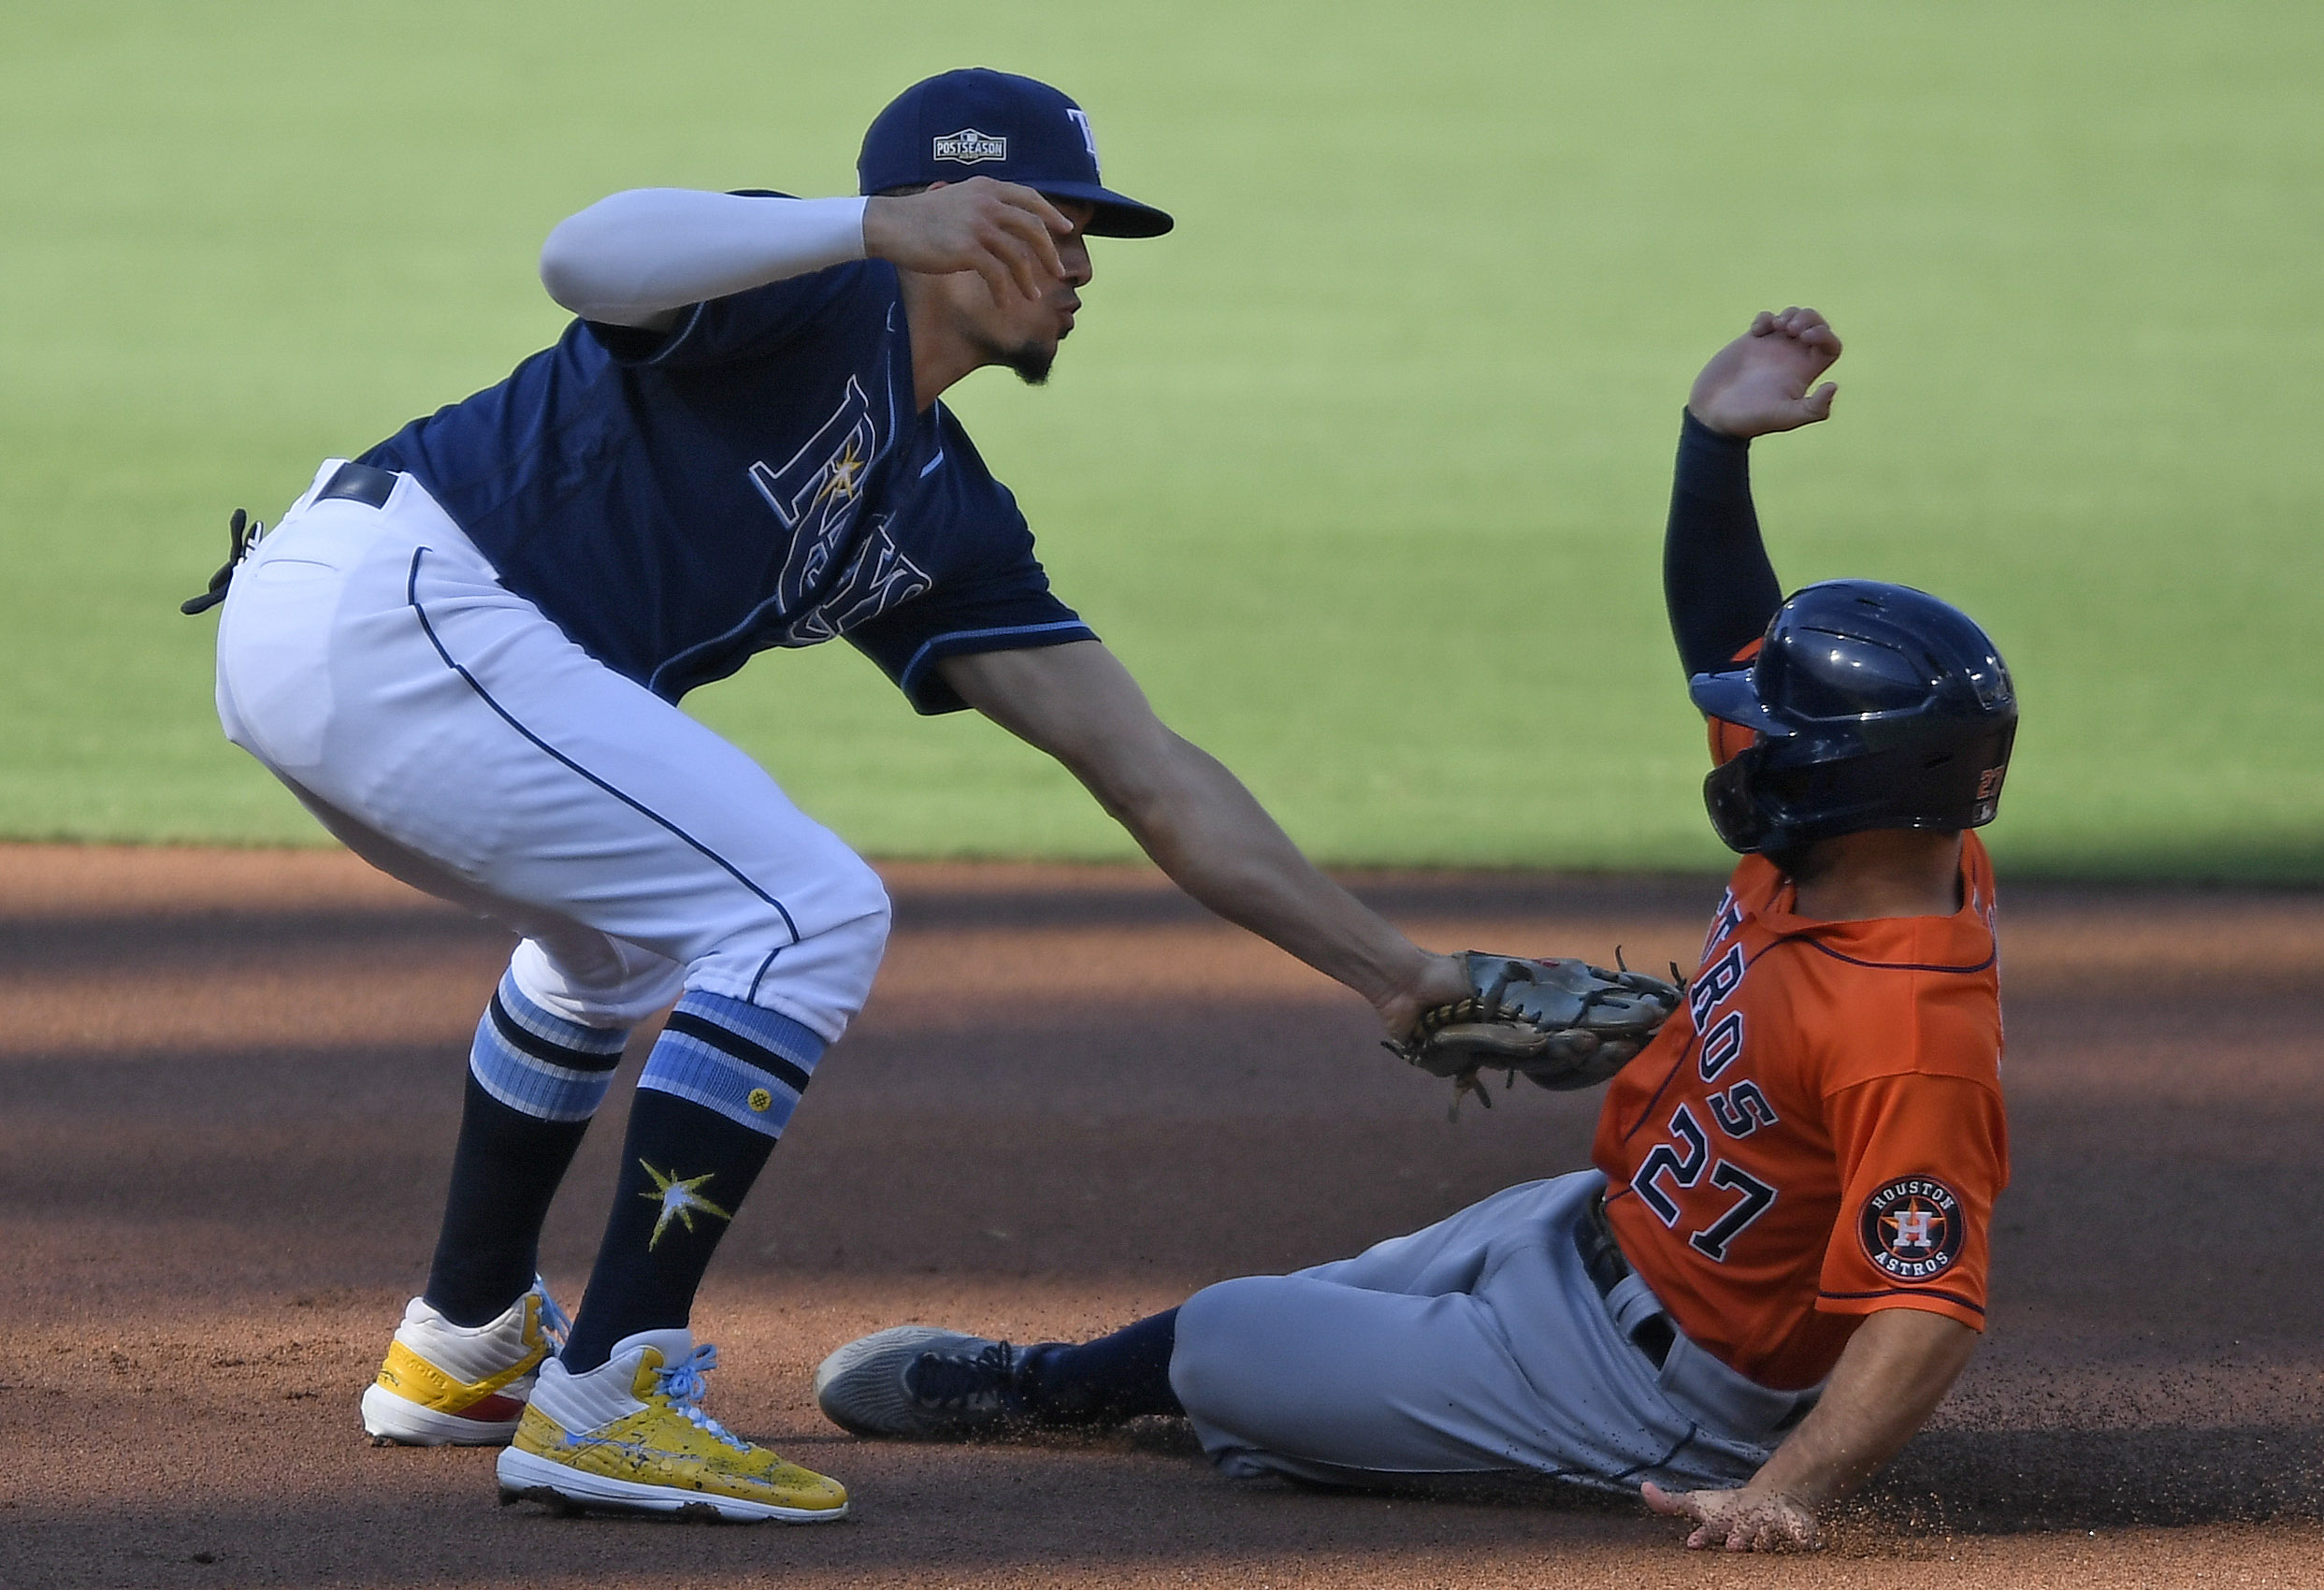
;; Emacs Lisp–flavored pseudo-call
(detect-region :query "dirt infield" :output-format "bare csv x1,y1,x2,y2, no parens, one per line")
4,845,2320,1588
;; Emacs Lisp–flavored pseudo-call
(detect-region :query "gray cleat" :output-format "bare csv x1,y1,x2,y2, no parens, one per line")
814,1325,1033,1439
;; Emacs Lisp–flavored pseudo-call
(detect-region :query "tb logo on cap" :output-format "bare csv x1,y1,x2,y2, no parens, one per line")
932,128,1007,164
1066,108,1100,170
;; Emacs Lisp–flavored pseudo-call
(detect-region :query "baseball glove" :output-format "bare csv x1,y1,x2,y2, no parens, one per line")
1387,952,1683,1113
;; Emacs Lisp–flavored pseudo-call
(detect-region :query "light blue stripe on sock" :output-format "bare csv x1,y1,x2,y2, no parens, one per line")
687,993,827,1073
471,1034,616,1121
469,972,627,1122
497,973,628,1056
636,1019,817,1138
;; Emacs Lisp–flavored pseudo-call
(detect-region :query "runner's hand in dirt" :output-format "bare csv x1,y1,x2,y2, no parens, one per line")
1641,1308,1978,1551
1641,1481,1819,1552
1687,306,1840,439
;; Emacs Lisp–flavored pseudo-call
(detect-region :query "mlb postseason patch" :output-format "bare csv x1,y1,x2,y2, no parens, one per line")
933,128,1006,164
1857,1176,1966,1281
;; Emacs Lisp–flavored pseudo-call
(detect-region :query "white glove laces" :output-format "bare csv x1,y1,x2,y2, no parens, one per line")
654,1343,749,1452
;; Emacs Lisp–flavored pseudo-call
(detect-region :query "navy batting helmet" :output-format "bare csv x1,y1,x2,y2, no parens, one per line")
1688,581,2017,856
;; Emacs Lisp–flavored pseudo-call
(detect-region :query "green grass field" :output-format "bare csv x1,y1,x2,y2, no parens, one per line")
3,2,2317,877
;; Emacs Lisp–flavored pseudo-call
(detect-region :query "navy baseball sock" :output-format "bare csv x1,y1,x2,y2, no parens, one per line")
1018,1308,1183,1423
559,991,825,1373
426,972,629,1326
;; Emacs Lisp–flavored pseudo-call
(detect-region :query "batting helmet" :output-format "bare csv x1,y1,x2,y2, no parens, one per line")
1687,581,2017,856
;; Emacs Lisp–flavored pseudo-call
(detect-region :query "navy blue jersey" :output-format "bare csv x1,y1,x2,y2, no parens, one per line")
361,248,1093,712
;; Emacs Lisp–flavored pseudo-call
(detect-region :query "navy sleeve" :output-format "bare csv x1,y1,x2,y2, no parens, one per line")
1665,410,1784,679
844,565,1096,715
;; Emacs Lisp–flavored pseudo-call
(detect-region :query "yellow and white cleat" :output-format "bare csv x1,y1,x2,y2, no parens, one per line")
495,1330,849,1523
360,1279,568,1446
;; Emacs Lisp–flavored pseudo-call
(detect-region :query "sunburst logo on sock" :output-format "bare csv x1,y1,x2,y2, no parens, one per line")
638,1161,734,1250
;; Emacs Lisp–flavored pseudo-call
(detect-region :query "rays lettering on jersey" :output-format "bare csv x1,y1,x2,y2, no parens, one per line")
749,377,882,610
778,516,934,646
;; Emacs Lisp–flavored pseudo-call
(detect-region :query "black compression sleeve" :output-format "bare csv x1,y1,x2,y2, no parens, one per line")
1664,409,1784,678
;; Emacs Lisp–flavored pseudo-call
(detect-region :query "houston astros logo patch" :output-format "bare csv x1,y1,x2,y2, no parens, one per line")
933,128,1006,164
1858,1177,1965,1281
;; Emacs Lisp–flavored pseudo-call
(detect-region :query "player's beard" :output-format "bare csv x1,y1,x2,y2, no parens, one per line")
966,315,1062,386
989,336,1057,387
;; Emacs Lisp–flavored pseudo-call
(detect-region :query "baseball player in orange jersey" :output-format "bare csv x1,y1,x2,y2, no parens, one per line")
813,307,2020,1553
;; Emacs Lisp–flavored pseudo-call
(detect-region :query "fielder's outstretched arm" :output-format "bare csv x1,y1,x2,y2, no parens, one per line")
937,641,1468,1036
1642,1306,1977,1552
1665,307,1843,677
540,180,1073,329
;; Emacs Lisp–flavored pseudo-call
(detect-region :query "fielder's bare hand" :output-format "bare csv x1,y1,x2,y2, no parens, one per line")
1640,1480,1820,1553
1687,307,1841,439
1376,950,1474,1045
864,178,1073,303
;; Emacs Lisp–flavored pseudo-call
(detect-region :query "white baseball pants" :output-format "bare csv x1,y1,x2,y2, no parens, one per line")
214,462,890,1036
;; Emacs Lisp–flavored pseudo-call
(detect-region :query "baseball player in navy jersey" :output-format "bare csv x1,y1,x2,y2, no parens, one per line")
197,67,1469,1523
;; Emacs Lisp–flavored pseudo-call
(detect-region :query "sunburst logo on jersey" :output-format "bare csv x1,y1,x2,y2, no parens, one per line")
638,1161,734,1250
814,440,867,508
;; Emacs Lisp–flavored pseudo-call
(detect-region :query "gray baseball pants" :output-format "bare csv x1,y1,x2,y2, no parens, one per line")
1168,1171,1818,1492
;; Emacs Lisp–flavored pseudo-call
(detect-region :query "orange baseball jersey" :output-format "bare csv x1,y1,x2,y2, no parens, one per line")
1590,836,2008,1392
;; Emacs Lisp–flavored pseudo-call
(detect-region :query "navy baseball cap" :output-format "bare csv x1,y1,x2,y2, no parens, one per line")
859,68,1173,238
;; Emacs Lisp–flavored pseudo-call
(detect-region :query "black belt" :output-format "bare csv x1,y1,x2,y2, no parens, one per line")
1577,1192,1676,1368
316,459,397,509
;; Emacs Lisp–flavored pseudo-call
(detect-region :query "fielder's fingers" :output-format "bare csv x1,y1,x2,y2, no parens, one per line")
1748,311,1778,336
988,198,1067,292
989,181,1071,272
968,250,1020,309
994,229,1044,300
964,210,1042,300
1803,381,1838,418
984,178,1074,234
1013,184,1076,237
